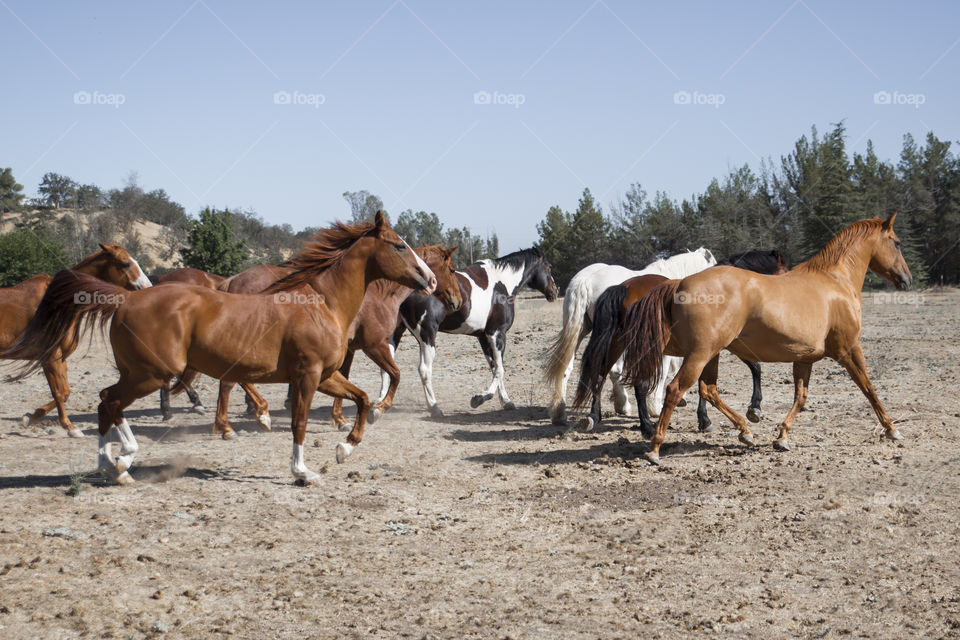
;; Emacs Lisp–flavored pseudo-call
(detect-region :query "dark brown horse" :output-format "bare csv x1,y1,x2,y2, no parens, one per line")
0,244,152,436
6,213,436,485
622,214,911,464
150,268,228,419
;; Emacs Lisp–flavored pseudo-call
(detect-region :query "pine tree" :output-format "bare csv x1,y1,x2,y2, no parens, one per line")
180,208,247,276
0,168,24,213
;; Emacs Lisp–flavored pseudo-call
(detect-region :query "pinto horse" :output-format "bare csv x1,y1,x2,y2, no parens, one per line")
151,268,228,419
394,247,559,418
572,250,789,434
543,249,718,425
210,244,463,438
622,214,911,464
6,213,436,485
0,244,152,436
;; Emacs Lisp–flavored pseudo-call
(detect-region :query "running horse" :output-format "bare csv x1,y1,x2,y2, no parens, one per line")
0,244,152,436
572,250,789,434
622,214,911,464
210,244,463,438
6,213,436,485
394,247,559,418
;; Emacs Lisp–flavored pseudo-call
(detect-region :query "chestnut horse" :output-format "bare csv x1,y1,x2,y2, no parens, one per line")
210,244,462,438
150,268,228,419
6,213,436,485
622,214,911,464
0,244,152,436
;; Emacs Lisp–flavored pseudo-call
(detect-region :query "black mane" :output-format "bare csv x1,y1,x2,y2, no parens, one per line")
489,247,544,272
716,250,787,275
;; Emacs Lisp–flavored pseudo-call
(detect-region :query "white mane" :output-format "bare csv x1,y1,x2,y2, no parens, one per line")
637,247,716,279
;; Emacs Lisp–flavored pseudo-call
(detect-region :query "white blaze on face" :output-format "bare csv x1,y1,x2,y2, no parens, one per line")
404,239,436,294
129,257,152,289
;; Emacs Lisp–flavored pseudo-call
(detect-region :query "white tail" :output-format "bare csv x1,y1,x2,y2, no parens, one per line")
543,274,593,419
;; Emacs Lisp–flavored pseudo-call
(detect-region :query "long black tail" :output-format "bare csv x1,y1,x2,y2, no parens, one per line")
572,285,626,410
622,280,681,390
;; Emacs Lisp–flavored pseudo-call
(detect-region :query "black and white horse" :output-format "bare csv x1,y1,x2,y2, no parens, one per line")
392,247,559,418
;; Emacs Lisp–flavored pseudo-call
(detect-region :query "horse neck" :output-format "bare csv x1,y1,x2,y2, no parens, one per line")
307,240,378,325
72,256,109,280
489,259,529,295
815,236,877,294
371,278,412,304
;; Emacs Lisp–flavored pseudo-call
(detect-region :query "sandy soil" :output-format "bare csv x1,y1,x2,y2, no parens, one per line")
0,290,958,639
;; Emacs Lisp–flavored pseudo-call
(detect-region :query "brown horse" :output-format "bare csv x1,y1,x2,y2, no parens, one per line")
208,245,462,438
151,268,228,419
6,213,436,485
622,214,911,464
0,244,152,436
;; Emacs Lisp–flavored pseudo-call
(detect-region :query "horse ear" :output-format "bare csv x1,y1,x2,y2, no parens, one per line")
882,211,898,231
445,246,459,259
99,243,119,256
374,211,386,230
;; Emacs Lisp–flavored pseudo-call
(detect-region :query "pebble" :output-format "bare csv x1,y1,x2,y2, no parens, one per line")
42,527,78,540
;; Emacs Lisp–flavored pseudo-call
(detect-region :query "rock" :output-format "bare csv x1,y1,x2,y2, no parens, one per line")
151,620,169,633
42,527,78,540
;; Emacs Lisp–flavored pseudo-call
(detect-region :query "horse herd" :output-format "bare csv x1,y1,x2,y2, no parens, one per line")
0,211,911,484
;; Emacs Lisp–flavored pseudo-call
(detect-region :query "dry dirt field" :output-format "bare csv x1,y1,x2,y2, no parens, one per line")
0,289,958,639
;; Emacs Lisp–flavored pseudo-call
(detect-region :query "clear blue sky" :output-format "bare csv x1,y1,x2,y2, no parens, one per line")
2,1,957,250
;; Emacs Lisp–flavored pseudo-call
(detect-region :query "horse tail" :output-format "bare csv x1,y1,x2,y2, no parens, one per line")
622,280,681,390
572,285,626,410
543,272,593,387
3,270,126,380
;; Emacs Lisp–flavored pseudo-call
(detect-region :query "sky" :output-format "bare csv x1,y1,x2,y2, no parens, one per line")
2,1,957,251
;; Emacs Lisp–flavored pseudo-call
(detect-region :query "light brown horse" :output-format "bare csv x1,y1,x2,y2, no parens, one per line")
0,244,152,436
6,213,436,485
622,214,912,464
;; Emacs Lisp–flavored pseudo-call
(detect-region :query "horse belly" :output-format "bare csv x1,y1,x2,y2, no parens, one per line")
729,321,825,363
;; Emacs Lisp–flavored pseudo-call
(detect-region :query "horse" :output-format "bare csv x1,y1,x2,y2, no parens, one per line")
150,268,229,419
621,214,911,465
572,250,790,434
210,244,463,438
393,247,559,419
0,244,152,437
5,212,437,485
543,248,718,425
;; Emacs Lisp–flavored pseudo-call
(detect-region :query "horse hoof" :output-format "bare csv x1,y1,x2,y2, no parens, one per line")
577,417,595,433
888,430,904,441
470,395,485,409
429,406,445,420
161,413,173,422
551,413,567,426
335,442,354,464
191,405,206,415
738,432,757,447
548,402,566,423
503,402,517,411
369,408,382,425
337,422,350,432
644,452,661,466
294,472,321,487
699,423,716,433
747,408,762,423
115,471,135,486
773,439,791,452
639,427,655,441
258,414,272,431
67,428,84,439
222,431,238,441
676,398,687,408
21,414,32,427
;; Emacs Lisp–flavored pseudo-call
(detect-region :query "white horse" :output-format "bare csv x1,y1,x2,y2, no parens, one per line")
543,248,717,425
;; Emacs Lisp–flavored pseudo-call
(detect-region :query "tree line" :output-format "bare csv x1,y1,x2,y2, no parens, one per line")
536,123,959,290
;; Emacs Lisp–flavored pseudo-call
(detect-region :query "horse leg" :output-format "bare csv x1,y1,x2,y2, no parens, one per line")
493,331,516,410
240,383,271,431
364,341,400,425
647,354,711,465
330,350,354,431
410,321,443,419
214,381,238,440
836,345,903,441
288,371,323,485
160,384,173,421
634,380,656,439
313,371,370,464
743,359,763,423
181,369,205,414
36,358,82,438
647,355,681,419
470,332,502,409
697,354,755,446
97,375,165,485
550,326,589,425
772,362,812,451
608,356,631,416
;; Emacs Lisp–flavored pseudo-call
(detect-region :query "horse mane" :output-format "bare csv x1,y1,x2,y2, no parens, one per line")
795,218,884,273
263,221,377,293
72,248,112,269
491,247,544,271
717,250,788,274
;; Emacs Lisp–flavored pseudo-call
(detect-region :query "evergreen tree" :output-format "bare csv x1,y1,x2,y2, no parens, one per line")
0,168,25,213
0,226,70,286
180,208,247,276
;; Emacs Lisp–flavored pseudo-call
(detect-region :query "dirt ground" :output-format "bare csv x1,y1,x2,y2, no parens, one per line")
0,289,958,639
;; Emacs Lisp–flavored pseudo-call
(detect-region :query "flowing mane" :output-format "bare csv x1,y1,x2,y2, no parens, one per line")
264,221,377,293
795,218,884,273
492,247,543,271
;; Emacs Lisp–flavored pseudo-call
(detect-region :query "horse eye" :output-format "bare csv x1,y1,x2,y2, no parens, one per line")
119,262,131,269
394,243,405,251
894,240,901,249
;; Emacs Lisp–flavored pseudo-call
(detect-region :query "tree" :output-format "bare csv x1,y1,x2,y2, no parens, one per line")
343,190,385,224
536,204,572,284
535,189,610,290
394,209,444,247
37,172,76,209
0,168,24,213
0,226,70,286
180,208,247,275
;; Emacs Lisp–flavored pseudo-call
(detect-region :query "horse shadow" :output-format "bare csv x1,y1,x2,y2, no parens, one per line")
0,463,225,491
464,437,728,467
